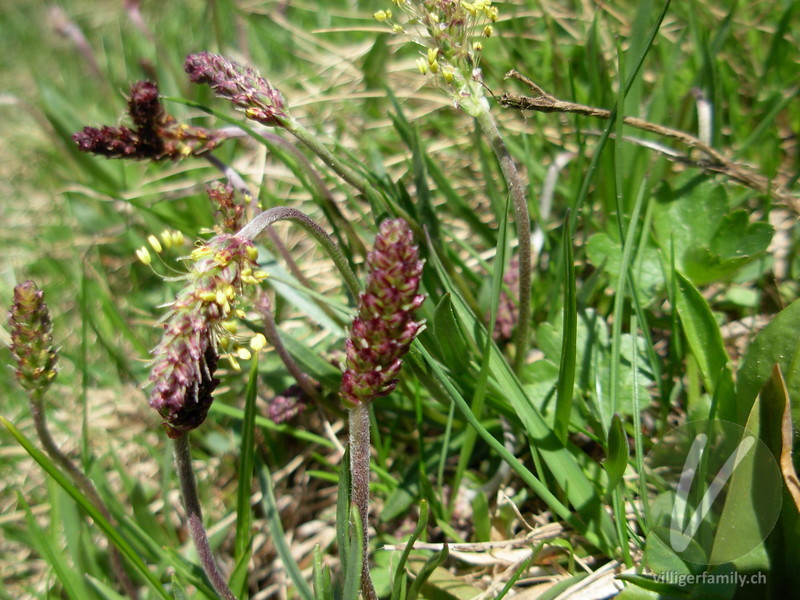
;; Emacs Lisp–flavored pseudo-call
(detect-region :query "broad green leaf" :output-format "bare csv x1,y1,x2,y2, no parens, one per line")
586,231,663,301
604,414,629,497
432,293,471,368
653,178,773,285
735,297,800,428
709,380,782,569
673,272,730,396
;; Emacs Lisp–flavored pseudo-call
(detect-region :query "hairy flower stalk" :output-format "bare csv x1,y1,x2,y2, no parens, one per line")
8,282,139,599
73,80,232,160
147,234,265,600
340,219,425,600
377,0,532,371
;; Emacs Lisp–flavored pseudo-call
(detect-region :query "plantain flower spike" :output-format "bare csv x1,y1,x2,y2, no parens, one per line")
184,52,289,128
340,219,425,408
73,81,233,160
8,281,59,394
148,234,266,438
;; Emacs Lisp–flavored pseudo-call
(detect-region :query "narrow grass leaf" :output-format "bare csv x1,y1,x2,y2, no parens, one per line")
312,545,334,600
555,216,577,442
17,492,91,600
256,458,314,600
1,418,170,599
406,545,450,600
86,576,126,600
342,505,363,600
390,499,429,600
231,356,260,599
673,271,729,397
604,414,629,497
336,446,352,573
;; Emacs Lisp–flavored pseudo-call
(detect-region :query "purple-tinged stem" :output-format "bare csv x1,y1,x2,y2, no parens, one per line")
474,106,532,373
173,435,237,600
349,403,377,600
237,206,360,300
256,293,321,404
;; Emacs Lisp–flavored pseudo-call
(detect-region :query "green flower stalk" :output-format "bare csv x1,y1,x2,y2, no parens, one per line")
377,0,533,371
340,219,425,600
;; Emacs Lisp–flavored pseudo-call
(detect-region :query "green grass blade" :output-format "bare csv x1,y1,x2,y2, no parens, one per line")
256,458,314,600
390,499,429,600
2,418,170,599
17,492,92,600
555,215,577,442
230,356,260,599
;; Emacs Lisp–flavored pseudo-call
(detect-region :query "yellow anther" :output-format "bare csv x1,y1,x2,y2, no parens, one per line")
191,245,213,260
160,229,173,250
235,347,252,360
222,320,238,334
136,247,152,266
250,333,267,351
147,234,163,254
416,57,429,74
246,245,259,261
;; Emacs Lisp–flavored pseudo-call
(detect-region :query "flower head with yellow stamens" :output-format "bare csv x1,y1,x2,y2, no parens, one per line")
376,0,498,115
147,234,266,438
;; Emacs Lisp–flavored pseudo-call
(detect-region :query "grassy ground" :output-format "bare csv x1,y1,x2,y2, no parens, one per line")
1,0,799,599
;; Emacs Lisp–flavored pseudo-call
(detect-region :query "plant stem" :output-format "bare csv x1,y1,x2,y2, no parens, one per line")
499,70,796,205
349,403,377,600
237,206,361,301
29,393,140,599
282,117,371,196
173,435,237,600
255,292,322,404
474,105,532,373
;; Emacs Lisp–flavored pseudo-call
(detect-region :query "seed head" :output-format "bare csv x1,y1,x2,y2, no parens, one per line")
8,281,58,393
340,219,425,407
